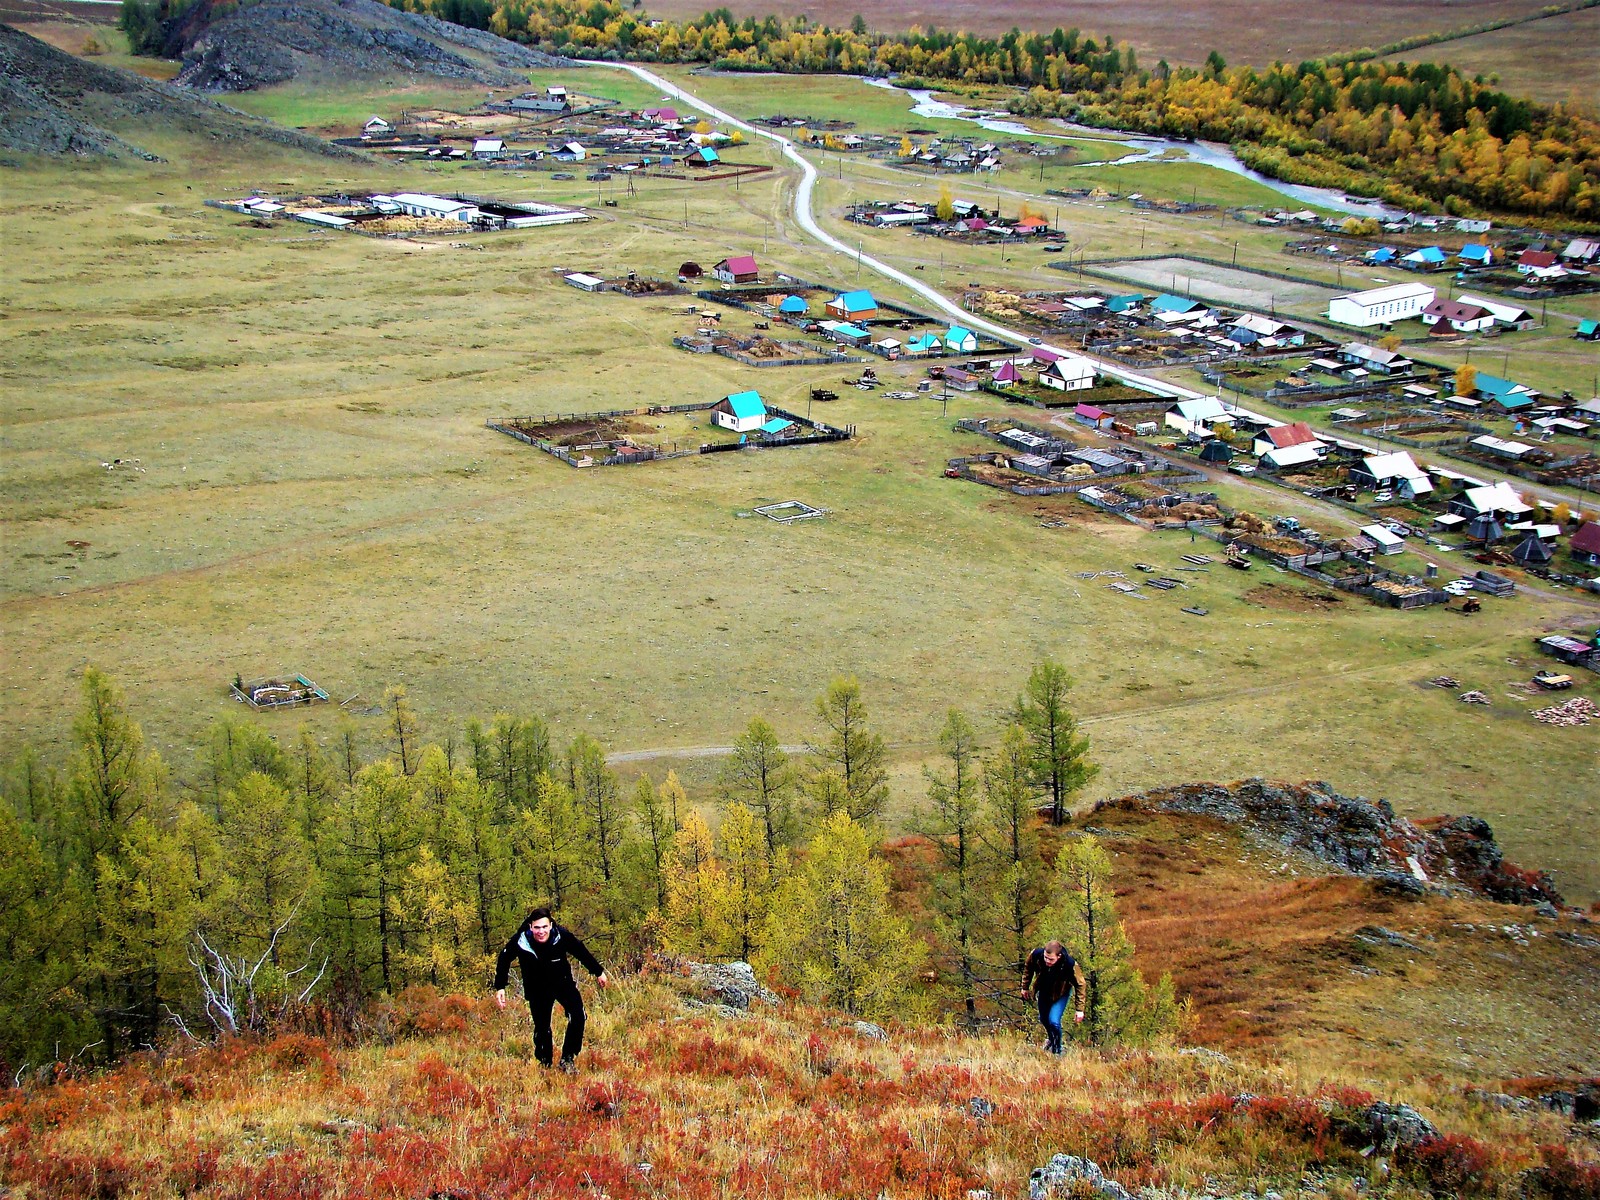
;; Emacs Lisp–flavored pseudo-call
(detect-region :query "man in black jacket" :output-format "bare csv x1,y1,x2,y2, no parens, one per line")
1022,940,1087,1055
494,907,609,1070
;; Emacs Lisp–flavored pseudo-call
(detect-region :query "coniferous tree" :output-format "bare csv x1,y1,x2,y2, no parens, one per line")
721,717,795,861
807,676,890,823
1045,834,1180,1046
518,772,587,916
663,808,730,958
632,775,675,913
716,802,773,962
216,773,314,968
981,723,1045,985
916,708,986,1024
760,811,926,1021
1014,661,1097,826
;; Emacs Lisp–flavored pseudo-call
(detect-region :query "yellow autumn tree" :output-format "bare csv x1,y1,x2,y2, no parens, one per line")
1455,363,1477,397
663,808,731,958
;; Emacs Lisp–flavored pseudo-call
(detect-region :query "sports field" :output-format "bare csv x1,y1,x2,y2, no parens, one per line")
1085,257,1345,318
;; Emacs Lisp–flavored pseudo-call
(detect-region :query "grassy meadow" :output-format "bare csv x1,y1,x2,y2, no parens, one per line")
3,66,1600,907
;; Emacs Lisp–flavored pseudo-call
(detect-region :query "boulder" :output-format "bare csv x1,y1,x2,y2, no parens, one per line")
1028,1155,1133,1200
685,961,777,1010
1360,1101,1437,1152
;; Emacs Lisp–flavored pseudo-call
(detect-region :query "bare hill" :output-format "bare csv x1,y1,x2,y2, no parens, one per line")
0,23,362,159
171,0,571,92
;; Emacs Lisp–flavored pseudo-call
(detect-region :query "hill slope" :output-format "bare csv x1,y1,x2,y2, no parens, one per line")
170,0,571,91
0,24,363,159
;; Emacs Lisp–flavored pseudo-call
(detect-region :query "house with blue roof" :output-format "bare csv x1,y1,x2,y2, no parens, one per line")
760,416,795,437
711,390,768,433
1366,247,1397,264
1106,293,1145,314
822,321,870,344
684,146,721,167
1401,246,1449,271
778,295,809,315
826,290,879,320
1473,373,1540,411
905,332,941,354
1458,243,1494,267
944,325,978,353
1575,319,1598,341
1150,293,1202,315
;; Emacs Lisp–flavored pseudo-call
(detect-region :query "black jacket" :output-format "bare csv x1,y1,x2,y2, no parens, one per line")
494,924,604,994
1023,947,1087,1007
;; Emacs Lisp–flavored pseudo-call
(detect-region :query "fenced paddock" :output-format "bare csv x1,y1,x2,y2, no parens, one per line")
488,404,852,468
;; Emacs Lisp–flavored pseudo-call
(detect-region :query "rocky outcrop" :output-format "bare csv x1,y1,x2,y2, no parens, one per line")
684,961,778,1011
1028,1155,1133,1200
171,0,573,92
0,25,361,160
1113,779,1564,906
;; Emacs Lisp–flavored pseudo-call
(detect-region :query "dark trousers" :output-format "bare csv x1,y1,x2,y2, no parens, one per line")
528,984,585,1066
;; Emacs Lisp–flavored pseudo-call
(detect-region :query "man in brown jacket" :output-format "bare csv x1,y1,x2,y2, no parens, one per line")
1022,940,1087,1054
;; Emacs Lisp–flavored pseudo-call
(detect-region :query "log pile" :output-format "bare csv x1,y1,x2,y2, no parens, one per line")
1532,696,1598,727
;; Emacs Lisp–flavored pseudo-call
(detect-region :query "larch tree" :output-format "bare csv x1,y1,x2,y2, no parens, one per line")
916,708,986,1024
716,802,773,962
807,676,890,823
1046,834,1180,1046
981,722,1045,987
663,808,731,958
386,686,421,776
519,773,588,917
760,811,926,1021
216,772,315,968
1014,660,1097,826
721,717,795,861
632,775,675,914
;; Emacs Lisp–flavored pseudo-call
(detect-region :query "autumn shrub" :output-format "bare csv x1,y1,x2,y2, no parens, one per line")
258,1033,338,1080
410,1054,493,1117
393,984,490,1037
1529,1144,1600,1200
1402,1133,1497,1196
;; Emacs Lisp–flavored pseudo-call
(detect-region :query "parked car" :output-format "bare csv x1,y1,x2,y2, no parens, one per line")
1372,490,1394,502
1228,462,1257,476
551,172,575,180
586,172,612,181
1028,336,1043,345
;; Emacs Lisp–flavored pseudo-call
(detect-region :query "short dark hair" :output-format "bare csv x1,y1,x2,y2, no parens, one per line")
526,906,553,926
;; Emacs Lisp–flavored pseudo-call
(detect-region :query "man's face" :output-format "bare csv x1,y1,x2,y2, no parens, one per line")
1043,949,1061,966
530,918,553,942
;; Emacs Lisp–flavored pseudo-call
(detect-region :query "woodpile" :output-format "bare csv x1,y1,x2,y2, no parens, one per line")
1431,676,1459,689
1532,697,1598,727
1459,690,1490,705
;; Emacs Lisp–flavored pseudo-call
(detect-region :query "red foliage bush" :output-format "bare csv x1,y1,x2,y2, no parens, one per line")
1530,1144,1600,1200
392,986,490,1037
412,1054,493,1116
1403,1133,1496,1196
258,1034,338,1081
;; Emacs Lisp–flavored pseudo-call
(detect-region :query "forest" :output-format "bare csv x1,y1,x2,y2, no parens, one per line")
0,667,1177,1076
348,0,1596,221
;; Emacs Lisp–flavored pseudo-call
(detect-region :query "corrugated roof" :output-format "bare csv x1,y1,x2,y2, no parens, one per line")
724,390,766,419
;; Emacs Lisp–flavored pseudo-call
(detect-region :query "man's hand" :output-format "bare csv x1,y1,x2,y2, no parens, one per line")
596,972,610,989
1020,987,1031,999
495,988,507,1010
1074,1010,1085,1023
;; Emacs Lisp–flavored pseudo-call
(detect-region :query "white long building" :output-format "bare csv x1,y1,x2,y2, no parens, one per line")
1326,282,1435,328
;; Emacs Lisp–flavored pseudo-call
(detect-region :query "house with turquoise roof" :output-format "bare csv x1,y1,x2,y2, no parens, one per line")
826,290,879,320
945,325,978,353
711,390,768,433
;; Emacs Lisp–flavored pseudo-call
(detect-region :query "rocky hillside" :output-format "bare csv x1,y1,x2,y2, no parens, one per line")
1111,778,1566,906
170,0,571,91
0,24,362,159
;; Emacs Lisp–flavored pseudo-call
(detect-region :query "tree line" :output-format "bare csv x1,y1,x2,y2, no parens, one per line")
365,0,1600,221
1,664,1177,1076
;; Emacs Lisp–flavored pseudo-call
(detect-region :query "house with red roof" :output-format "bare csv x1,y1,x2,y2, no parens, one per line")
1251,421,1324,458
1517,249,1558,273
1570,521,1600,567
1422,297,1495,334
713,255,759,284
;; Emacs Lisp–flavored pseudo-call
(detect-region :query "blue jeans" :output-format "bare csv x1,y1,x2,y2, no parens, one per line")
1039,996,1069,1054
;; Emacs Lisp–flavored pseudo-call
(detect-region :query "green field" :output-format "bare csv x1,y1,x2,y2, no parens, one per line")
4,66,1600,905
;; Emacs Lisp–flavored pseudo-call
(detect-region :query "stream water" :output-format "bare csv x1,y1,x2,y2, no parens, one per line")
862,78,1403,217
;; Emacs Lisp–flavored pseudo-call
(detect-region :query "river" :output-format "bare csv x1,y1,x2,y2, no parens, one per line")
861,78,1402,217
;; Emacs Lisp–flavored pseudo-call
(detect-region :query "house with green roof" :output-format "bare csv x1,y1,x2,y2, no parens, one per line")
905,333,941,354
711,390,768,433
1105,293,1146,314
1577,319,1599,341
1150,293,1202,315
1474,372,1540,411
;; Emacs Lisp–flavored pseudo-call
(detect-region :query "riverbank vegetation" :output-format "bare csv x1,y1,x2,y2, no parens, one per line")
347,0,1600,221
